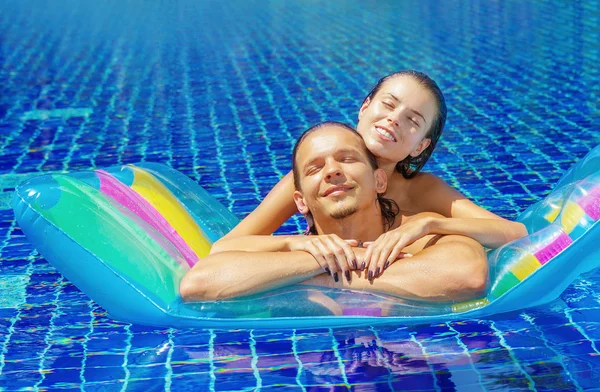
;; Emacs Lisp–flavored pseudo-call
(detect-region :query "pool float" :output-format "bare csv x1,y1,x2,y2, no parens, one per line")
11,145,600,329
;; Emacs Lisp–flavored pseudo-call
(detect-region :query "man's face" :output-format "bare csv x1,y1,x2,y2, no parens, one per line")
293,126,386,223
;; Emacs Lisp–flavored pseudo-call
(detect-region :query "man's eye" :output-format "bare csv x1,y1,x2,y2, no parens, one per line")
342,157,356,163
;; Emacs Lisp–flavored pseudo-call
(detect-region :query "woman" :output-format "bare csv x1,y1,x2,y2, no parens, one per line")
219,70,527,280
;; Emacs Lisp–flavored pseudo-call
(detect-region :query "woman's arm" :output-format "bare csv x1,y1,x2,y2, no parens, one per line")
427,216,526,249
220,171,298,240
409,173,528,245
361,174,528,277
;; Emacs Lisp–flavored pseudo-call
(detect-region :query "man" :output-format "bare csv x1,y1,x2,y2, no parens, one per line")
180,122,487,302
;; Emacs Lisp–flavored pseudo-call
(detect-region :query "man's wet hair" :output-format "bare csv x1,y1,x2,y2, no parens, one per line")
291,121,399,234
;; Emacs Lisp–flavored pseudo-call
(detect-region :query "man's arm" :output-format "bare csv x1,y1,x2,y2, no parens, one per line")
180,234,488,303
179,250,325,301
210,234,358,283
210,235,297,254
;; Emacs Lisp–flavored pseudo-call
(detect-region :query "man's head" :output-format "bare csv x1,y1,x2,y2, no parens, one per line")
291,122,389,231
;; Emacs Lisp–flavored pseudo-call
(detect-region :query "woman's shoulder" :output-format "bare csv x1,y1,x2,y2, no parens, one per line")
411,171,448,187
388,171,450,197
387,171,459,216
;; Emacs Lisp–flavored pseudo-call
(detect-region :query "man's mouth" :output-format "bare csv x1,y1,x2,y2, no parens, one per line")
375,126,397,142
322,185,354,197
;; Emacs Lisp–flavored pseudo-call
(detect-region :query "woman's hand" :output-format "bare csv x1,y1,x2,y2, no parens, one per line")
288,235,358,283
362,217,435,280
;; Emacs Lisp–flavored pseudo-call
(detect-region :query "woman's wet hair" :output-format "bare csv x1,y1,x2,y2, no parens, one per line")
363,70,447,178
292,121,399,234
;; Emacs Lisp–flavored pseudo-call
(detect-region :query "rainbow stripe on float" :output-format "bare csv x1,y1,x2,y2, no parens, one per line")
452,185,600,313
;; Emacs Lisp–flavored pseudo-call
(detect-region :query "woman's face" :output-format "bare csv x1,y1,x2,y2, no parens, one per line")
357,76,438,165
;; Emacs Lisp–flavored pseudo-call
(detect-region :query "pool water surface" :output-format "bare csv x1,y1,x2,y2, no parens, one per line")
1,0,600,390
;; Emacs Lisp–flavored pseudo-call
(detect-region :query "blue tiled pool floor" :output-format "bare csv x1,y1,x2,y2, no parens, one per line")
1,0,600,390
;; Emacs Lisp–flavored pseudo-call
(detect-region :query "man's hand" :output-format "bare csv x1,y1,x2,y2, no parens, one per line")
288,235,358,283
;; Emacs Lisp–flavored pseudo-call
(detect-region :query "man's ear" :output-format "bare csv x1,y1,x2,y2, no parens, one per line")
374,168,388,194
358,97,371,121
410,137,431,157
293,190,310,214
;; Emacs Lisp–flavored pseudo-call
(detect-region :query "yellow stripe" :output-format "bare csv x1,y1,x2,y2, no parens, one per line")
560,201,585,234
452,298,490,313
544,206,560,223
129,166,212,259
509,253,541,280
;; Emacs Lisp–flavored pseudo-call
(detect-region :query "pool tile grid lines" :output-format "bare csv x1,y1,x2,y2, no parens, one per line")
519,312,584,392
209,1,548,219
210,42,305,230
243,0,597,213
1,0,600,390
0,6,104,170
206,42,279,219
196,14,306,224
5,38,109,174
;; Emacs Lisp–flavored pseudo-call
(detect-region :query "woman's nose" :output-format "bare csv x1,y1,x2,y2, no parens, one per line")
386,112,400,128
387,115,400,127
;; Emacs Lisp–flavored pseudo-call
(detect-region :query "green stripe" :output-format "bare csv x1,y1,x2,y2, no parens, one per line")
490,271,521,299
35,175,187,304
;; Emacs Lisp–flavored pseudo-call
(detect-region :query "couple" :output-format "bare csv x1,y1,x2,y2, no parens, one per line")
180,70,527,303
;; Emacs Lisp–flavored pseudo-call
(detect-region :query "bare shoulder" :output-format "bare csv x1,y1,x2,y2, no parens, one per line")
385,171,468,217
409,172,452,191
409,172,506,220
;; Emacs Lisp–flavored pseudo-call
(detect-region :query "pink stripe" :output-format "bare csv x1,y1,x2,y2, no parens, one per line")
96,170,198,267
534,231,573,265
342,308,382,317
578,185,600,221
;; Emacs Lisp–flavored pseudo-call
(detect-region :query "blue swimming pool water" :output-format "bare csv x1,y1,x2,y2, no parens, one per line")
1,0,599,390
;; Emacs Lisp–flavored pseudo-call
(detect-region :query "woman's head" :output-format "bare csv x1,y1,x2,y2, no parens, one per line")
356,70,447,178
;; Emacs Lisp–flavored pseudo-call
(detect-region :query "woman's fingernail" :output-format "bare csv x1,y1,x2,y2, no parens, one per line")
353,259,358,269
384,260,390,269
361,261,366,271
333,272,339,283
368,271,373,280
345,270,351,282
325,267,331,275
375,267,380,277
405,253,413,258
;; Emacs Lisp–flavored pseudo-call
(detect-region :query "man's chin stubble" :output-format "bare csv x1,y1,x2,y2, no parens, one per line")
330,207,358,220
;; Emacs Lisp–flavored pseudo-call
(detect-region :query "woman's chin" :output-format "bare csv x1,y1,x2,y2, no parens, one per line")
365,140,401,162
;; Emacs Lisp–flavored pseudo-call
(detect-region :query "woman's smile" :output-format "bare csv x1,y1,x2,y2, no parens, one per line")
374,125,397,143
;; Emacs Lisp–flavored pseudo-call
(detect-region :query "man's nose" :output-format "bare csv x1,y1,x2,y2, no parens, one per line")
324,162,344,180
